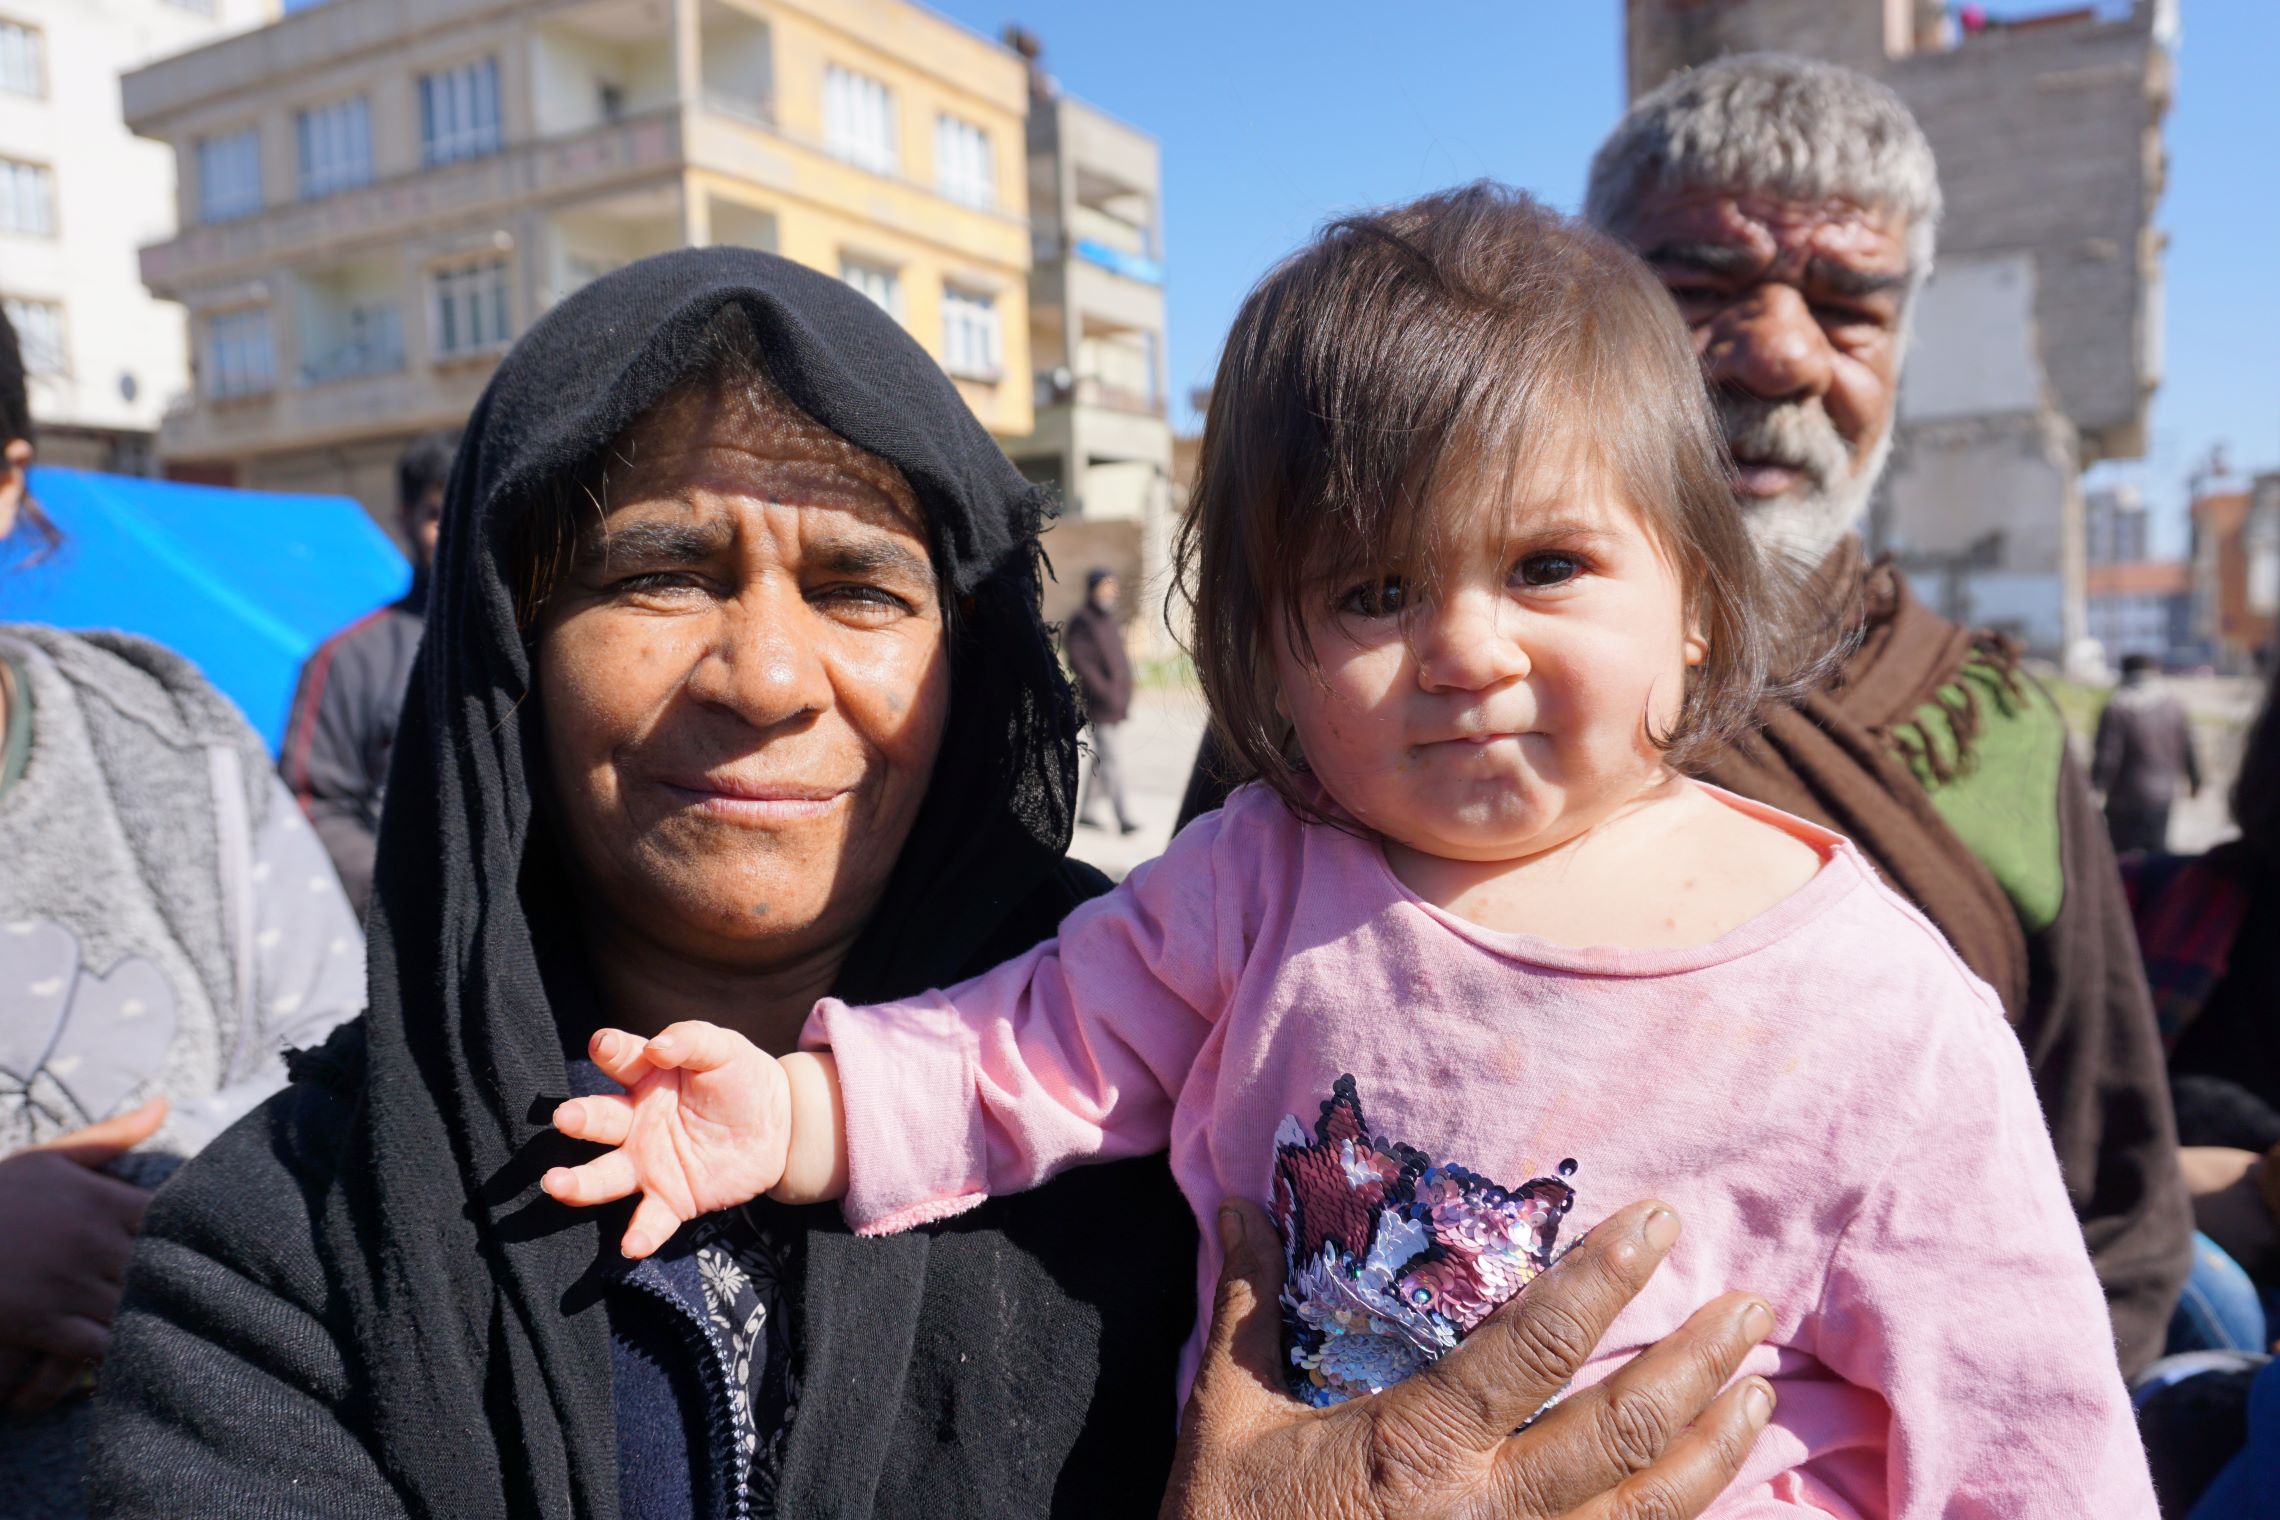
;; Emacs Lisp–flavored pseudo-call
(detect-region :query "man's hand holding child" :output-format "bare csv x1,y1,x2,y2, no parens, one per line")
542,1022,847,1258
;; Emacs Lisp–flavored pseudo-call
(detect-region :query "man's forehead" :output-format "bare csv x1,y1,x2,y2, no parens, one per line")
1629,186,1912,273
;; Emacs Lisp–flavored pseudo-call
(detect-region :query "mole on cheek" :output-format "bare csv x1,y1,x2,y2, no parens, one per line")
748,901,771,920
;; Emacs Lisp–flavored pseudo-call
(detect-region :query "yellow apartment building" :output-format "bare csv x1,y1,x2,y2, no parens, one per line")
121,0,1034,519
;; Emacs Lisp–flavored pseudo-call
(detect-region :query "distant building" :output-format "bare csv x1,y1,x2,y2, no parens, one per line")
122,0,1038,520
1624,0,2174,659
2086,560,2190,666
2083,483,2189,666
2086,482,2152,566
997,39,1172,649
2192,475,2280,673
0,0,279,474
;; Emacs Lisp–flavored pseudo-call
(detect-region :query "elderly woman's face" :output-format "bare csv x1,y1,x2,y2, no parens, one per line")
534,383,950,973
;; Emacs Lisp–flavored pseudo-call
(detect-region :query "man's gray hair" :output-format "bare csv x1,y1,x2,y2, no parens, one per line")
1584,53,1942,279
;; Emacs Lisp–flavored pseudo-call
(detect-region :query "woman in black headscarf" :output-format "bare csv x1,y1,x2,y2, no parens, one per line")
86,250,1772,1519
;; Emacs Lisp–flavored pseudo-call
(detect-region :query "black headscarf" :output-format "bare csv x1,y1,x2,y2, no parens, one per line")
324,248,1097,1518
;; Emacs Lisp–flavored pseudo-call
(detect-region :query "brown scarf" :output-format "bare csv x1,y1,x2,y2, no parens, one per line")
1697,540,2033,1020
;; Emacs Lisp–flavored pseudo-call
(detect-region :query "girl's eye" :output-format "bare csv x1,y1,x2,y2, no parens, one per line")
1516,553,1583,588
1338,576,1408,618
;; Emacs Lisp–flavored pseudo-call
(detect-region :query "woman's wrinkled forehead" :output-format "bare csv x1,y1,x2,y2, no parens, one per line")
583,370,928,544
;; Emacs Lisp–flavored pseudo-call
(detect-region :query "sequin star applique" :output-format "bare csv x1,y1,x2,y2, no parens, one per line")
1270,1073,1578,1406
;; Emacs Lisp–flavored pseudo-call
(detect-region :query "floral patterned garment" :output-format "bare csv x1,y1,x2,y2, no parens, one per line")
693,1209,801,1509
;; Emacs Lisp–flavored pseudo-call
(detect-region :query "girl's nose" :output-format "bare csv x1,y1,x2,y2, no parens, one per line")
1413,592,1530,692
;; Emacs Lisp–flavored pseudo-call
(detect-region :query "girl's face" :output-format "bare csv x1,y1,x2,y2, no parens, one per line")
1271,469,1704,867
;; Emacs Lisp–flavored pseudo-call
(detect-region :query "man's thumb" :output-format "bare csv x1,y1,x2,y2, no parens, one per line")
1194,1197,1287,1403
35,1096,169,1166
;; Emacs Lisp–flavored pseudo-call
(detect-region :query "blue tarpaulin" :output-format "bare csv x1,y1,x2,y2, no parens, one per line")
0,467,410,753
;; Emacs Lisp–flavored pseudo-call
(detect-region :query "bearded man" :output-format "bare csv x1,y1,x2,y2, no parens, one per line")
1584,52,2188,1376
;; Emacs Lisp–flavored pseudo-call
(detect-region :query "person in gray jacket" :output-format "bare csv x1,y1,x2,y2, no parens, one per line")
0,310,366,1517
2094,652,2201,856
279,431,453,914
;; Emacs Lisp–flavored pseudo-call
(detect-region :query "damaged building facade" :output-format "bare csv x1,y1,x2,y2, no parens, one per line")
1624,0,2175,661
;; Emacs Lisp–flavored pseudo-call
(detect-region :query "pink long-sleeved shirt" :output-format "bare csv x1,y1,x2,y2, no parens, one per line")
803,782,2155,1516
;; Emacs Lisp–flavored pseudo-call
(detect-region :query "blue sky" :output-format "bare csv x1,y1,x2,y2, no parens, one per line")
930,0,2280,557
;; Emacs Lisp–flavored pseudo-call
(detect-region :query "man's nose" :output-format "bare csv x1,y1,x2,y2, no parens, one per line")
689,589,833,729
1703,283,1834,405
1414,591,1529,692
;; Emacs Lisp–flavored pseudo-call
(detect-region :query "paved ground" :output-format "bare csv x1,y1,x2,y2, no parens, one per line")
1067,684,1210,880
1069,673,2263,879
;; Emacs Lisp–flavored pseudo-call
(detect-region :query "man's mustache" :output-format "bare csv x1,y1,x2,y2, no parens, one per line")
1716,392,1851,495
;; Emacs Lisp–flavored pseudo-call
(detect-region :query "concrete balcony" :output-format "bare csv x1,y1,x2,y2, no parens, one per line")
142,109,686,294
161,359,491,462
1033,254,1164,339
683,108,1030,270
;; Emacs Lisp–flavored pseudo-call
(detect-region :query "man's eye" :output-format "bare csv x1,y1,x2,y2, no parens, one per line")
1516,554,1583,588
1337,577,1407,618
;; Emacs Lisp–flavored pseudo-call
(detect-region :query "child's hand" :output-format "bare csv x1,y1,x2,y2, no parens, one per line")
542,1022,792,1259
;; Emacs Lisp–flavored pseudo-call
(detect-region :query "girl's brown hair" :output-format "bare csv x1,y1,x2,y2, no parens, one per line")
1174,181,1799,819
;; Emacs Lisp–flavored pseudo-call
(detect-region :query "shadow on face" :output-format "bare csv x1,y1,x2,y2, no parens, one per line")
531,373,951,978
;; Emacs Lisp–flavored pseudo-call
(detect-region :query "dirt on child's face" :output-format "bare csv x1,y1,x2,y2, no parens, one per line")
1271,471,1700,867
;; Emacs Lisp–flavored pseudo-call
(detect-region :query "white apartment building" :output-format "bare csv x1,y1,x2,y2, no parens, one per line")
0,0,277,471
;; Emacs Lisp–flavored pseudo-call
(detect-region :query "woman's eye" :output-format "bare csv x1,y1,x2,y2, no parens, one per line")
1338,577,1408,618
1516,553,1583,588
612,571,700,596
816,584,914,619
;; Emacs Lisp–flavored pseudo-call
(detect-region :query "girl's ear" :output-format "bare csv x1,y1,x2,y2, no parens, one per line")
1682,623,1709,668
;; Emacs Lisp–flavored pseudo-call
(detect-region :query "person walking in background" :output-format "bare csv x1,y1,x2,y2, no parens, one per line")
2096,652,2201,857
0,304,364,1517
279,431,454,914
1066,567,1139,834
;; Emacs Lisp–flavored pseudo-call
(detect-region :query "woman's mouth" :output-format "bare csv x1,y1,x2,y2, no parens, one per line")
656,777,851,822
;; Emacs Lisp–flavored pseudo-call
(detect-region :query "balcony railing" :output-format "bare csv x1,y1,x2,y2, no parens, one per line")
300,334,404,387
1073,239,1163,286
1036,372,1163,416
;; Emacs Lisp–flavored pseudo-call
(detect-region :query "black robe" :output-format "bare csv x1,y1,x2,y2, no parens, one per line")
89,248,1197,1518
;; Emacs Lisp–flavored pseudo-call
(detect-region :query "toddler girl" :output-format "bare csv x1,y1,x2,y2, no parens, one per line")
543,186,2154,1515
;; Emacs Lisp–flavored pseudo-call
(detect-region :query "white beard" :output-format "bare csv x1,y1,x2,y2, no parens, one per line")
1741,423,1894,581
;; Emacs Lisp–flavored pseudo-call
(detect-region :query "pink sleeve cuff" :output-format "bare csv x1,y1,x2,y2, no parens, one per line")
803,996,991,1235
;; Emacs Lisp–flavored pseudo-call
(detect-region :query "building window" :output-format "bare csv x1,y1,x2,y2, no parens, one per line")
206,308,275,398
197,129,262,223
940,287,1000,380
297,96,373,199
934,115,992,209
421,57,502,167
840,258,902,321
0,20,44,99
822,66,896,176
3,297,63,376
431,259,511,358
0,156,52,237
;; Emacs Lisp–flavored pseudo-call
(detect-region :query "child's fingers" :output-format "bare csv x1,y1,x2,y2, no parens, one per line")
644,1021,752,1074
553,1095,634,1147
622,1193,688,1261
587,1027,655,1087
541,1151,640,1208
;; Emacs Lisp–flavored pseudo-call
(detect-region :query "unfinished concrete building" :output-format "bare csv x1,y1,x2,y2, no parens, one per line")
1623,0,2175,660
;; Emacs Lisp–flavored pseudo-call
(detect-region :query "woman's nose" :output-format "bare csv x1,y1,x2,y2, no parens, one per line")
1413,593,1529,692
687,593,833,729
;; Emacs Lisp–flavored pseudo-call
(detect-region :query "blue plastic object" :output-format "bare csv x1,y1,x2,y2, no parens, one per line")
0,467,411,753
